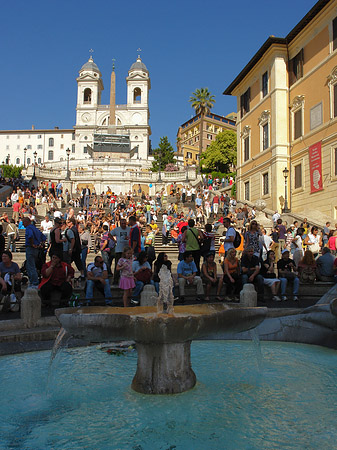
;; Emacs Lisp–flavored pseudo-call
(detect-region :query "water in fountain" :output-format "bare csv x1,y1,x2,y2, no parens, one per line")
0,341,337,449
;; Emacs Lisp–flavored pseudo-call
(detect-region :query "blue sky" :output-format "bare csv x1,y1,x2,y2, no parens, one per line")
1,0,317,150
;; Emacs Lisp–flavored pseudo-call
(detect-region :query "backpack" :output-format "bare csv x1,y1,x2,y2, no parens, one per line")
66,227,81,255
232,228,242,249
200,237,212,256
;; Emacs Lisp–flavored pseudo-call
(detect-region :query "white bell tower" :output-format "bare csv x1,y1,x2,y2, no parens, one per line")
75,55,104,127
126,55,151,159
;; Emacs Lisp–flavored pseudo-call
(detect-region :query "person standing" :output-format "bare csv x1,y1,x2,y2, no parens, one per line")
23,217,46,288
129,216,141,258
111,218,130,285
82,186,91,209
182,219,203,275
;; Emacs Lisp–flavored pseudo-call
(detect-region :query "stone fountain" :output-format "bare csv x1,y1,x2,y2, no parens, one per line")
56,268,266,395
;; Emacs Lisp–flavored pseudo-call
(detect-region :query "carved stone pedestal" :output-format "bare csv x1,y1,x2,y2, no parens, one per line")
132,341,196,394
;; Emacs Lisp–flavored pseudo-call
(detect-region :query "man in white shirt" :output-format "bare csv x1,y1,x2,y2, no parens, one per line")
111,218,130,285
41,215,53,243
54,209,62,219
272,211,281,225
223,217,236,254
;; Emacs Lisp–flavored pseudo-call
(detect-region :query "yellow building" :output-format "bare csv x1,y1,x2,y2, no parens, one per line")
224,0,337,221
177,112,236,166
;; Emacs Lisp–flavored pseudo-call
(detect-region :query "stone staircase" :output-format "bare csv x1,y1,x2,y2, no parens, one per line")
0,202,333,315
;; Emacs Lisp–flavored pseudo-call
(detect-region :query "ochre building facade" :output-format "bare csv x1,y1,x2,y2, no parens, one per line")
224,0,337,221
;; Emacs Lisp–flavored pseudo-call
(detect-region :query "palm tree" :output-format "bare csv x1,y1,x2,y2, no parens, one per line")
189,88,215,170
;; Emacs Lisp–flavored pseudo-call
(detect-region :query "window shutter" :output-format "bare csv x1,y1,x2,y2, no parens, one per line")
333,17,337,51
294,110,302,139
295,165,302,189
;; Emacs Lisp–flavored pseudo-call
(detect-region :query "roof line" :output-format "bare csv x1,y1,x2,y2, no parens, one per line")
223,0,331,95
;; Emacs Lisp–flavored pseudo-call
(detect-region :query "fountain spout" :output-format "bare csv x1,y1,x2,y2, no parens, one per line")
157,265,175,315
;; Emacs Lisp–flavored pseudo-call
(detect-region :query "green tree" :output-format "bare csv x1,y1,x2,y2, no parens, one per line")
189,88,216,165
200,130,237,173
151,136,176,172
0,164,23,178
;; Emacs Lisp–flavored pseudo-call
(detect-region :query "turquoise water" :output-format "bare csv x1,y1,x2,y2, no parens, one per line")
0,340,337,449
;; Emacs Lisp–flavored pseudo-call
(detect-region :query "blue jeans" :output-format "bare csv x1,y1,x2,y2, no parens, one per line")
86,279,112,303
81,247,88,277
25,246,39,287
146,211,151,223
279,277,299,295
242,273,264,300
132,280,155,300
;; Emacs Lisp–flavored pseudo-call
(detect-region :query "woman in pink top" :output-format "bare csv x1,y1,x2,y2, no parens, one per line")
328,230,337,256
116,246,135,307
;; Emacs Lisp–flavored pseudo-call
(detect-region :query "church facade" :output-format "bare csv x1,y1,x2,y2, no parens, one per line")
0,55,152,166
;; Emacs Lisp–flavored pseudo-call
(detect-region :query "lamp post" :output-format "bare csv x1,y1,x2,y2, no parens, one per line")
24,147,27,169
158,150,162,182
66,147,71,180
32,151,37,180
282,167,290,213
185,156,189,182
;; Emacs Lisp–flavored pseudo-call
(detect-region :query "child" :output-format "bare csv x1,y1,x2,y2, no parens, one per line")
116,246,135,307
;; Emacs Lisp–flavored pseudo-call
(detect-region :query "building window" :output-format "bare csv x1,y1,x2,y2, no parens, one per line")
84,88,92,104
294,109,302,139
17,135,20,139
262,71,268,97
72,133,75,140
37,145,42,149
37,135,42,139
16,158,20,165
291,95,305,140
61,134,64,138
262,123,269,150
206,134,213,140
6,136,9,139
244,136,249,162
294,164,302,189
240,88,250,117
133,88,141,103
244,181,250,201
263,173,269,195
49,138,54,147
72,144,75,153
83,147,88,154
289,49,304,86
17,145,20,149
333,17,337,51
6,145,9,150
186,152,192,158
60,144,64,149
38,158,42,164
48,150,54,161
27,145,32,149
27,158,31,165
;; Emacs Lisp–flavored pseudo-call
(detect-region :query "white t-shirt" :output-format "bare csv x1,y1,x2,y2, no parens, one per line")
41,220,53,232
111,226,130,253
54,210,62,219
224,227,236,251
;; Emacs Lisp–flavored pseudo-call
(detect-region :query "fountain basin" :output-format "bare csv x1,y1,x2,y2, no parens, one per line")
55,304,267,344
56,304,267,394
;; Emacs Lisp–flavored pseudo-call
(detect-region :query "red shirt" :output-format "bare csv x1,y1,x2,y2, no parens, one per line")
40,261,74,287
13,202,20,212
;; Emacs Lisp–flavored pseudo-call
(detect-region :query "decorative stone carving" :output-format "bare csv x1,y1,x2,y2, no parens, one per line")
327,66,337,86
254,199,273,231
291,95,305,111
258,110,270,125
240,125,251,138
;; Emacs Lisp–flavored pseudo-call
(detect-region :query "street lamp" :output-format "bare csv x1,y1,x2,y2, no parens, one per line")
66,147,71,180
158,150,162,182
185,155,189,182
32,151,37,180
24,147,27,169
282,167,290,213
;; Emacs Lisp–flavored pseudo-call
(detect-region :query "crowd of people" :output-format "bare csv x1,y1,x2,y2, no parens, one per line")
0,176,336,311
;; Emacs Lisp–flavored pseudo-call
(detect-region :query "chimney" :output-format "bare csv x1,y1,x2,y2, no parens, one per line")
32,125,35,130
